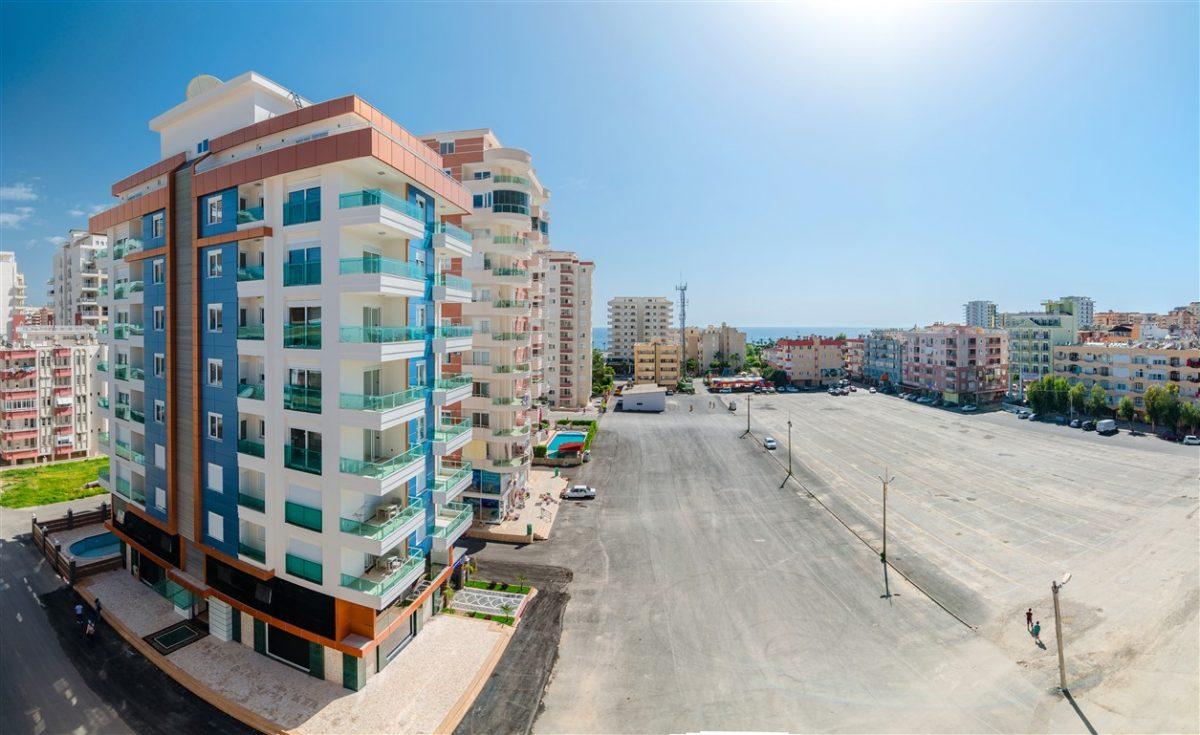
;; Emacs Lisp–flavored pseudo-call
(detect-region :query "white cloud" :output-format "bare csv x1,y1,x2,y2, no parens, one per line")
0,206,35,228
0,183,38,202
45,235,67,246
68,204,107,218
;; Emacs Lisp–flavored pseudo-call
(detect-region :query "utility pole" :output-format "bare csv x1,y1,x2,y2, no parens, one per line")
742,393,751,436
676,279,687,378
1052,573,1072,692
878,468,894,563
786,416,793,478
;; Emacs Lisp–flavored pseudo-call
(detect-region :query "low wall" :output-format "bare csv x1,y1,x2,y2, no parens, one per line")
30,504,122,584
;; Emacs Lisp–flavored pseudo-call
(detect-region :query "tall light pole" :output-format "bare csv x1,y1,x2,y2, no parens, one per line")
742,393,751,436
786,416,793,478
1052,572,1072,692
878,468,894,564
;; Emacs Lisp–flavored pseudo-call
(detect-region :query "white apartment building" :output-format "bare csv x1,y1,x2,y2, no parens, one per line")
0,252,27,339
0,325,99,465
1055,295,1095,328
963,300,997,329
50,229,109,329
91,72,477,689
607,296,673,364
542,251,594,408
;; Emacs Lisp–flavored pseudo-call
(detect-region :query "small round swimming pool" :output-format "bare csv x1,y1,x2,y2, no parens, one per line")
69,531,120,559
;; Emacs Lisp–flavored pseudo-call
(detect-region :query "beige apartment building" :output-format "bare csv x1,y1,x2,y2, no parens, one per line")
633,338,681,387
543,251,594,408
1052,341,1200,416
683,322,747,374
762,337,846,387
608,296,672,364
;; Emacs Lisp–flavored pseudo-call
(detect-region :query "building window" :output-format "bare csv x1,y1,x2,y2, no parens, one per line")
154,400,165,423
155,444,166,469
154,487,166,511
206,196,223,225
152,259,164,284
153,353,165,377
207,304,223,332
207,250,222,277
207,511,224,542
442,168,452,176
472,171,491,180
207,462,223,492
472,192,492,209
197,139,209,154
151,212,164,238
207,412,223,440
207,359,223,386
439,141,455,155
153,306,165,331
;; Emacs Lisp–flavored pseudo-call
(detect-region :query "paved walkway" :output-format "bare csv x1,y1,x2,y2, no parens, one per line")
450,588,528,617
78,569,511,734
468,469,567,543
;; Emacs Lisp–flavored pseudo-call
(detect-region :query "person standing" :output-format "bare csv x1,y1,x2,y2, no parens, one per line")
74,603,84,624
1025,608,1033,629
1031,621,1042,644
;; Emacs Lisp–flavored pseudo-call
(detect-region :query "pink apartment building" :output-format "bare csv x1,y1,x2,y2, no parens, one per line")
901,324,1008,404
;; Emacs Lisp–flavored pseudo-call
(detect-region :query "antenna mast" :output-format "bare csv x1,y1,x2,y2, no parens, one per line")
676,278,688,376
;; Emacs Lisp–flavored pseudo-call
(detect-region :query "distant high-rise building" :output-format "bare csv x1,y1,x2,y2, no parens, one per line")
608,296,673,363
542,251,594,408
963,300,997,329
1054,295,1095,328
50,229,109,329
0,251,27,338
683,323,747,374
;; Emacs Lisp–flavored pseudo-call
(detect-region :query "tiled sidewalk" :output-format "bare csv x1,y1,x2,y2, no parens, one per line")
467,468,567,543
79,570,511,734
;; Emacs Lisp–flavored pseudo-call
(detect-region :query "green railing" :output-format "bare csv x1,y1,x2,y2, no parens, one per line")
98,431,110,446
97,396,109,409
237,438,265,458
237,264,264,281
114,405,130,420
493,299,530,309
112,324,144,339
237,492,266,512
434,273,471,291
432,221,472,243
237,383,265,400
491,174,532,186
432,502,473,541
283,260,321,286
284,384,322,413
339,443,425,480
434,416,472,442
237,324,265,340
284,500,323,532
114,476,145,504
127,280,144,294
339,256,424,280
130,367,145,381
238,542,266,563
112,238,143,259
492,235,530,248
283,200,321,226
434,461,472,494
489,266,528,278
284,444,322,474
489,455,527,467
339,386,426,412
98,467,110,484
493,426,529,437
492,202,529,215
114,365,129,381
492,397,524,406
340,549,425,596
96,361,108,372
113,283,128,300
130,408,145,424
339,498,425,540
150,579,193,611
284,324,322,349
433,325,472,339
494,363,531,373
237,206,264,224
339,325,424,344
434,374,472,391
489,331,528,341
339,189,424,221
285,553,323,584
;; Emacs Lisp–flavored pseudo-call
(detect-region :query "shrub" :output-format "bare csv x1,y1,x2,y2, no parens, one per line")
533,445,548,458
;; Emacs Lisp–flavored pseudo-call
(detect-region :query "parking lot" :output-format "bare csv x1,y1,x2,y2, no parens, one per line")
471,387,1198,733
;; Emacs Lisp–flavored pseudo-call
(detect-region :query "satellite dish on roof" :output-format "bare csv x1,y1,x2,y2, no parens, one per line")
186,74,223,100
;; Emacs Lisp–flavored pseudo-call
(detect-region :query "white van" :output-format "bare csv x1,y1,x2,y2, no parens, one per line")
728,399,738,412
1096,419,1118,435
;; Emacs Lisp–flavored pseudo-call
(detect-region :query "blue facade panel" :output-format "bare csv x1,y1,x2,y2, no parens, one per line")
199,187,238,239
143,255,169,523
198,241,241,557
142,209,167,251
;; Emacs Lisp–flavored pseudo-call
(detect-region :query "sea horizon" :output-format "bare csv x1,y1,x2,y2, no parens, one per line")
591,326,883,350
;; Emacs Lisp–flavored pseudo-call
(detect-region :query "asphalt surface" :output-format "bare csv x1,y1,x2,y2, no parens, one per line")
0,499,249,735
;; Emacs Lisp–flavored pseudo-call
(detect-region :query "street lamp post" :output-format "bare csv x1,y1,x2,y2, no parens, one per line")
1052,572,1072,692
877,468,894,563
743,393,751,436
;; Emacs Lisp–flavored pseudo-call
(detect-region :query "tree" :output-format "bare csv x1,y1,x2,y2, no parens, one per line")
1067,383,1088,417
1117,396,1137,429
1177,402,1200,434
765,368,790,387
1145,384,1181,434
591,349,615,396
685,358,698,376
834,332,847,341
1025,375,1054,415
1085,385,1108,417
1051,376,1071,414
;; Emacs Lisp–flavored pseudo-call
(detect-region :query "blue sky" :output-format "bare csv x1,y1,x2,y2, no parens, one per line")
1,2,1196,327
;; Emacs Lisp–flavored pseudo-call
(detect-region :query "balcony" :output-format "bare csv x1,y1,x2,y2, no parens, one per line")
339,189,425,240
283,384,322,414
284,445,322,475
283,199,321,227
284,500,323,532
431,502,473,552
493,424,530,440
339,386,427,428
433,460,472,505
492,396,525,408
112,324,144,340
114,365,129,381
432,374,472,406
97,467,110,491
339,256,424,297
236,265,265,282
96,361,108,372
130,408,145,425
432,273,472,303
237,205,264,226
431,222,472,258
97,396,110,410
432,325,473,354
340,443,425,481
285,553,323,584
339,325,424,361
432,415,472,455
113,476,146,505
237,491,265,513
488,234,533,255
283,260,321,287
237,438,266,458
114,404,130,421
340,549,425,606
340,497,426,554
111,238,143,260
238,542,266,564
493,362,532,375
237,382,265,401
284,324,322,349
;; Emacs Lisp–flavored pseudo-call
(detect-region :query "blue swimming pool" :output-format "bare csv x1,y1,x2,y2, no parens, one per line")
547,431,586,457
69,531,119,558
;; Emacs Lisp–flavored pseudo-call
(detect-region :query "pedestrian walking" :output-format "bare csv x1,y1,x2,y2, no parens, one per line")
85,618,96,641
74,603,84,624
1025,608,1033,629
1031,621,1041,644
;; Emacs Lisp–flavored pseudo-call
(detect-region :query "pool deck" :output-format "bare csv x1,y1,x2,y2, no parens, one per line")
467,468,567,543
42,522,118,565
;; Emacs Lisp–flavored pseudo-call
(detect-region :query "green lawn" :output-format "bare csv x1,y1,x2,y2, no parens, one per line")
0,457,110,508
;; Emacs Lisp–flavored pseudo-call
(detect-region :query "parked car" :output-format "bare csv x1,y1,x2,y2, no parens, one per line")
1158,431,1180,442
1028,413,1039,421
666,389,674,395
719,387,732,394
849,386,857,392
562,485,596,500
1054,416,1067,425
787,386,799,393
1017,411,1029,419
869,387,877,394
753,386,762,393
728,400,738,411
763,437,778,450
1081,420,1096,431
1069,419,1080,428
961,404,977,412
1096,419,1117,435
1183,435,1200,445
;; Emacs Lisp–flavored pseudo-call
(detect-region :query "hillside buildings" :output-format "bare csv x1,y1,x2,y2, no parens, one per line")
963,300,997,329
50,229,109,329
683,323,747,374
633,338,681,387
763,337,846,387
541,251,594,408
0,325,100,465
0,252,27,338
1053,341,1200,416
901,324,1008,405
607,296,672,365
91,71,483,689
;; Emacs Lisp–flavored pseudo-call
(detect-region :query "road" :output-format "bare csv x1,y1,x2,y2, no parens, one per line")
472,390,1160,733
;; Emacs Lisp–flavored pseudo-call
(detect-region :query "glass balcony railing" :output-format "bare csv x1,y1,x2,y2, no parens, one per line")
340,549,424,596
493,299,530,309
339,386,426,412
237,206,264,225
98,431,110,446
339,256,424,280
237,438,265,458
284,444,322,475
339,325,424,344
432,502,473,541
97,396,109,409
434,460,472,493
284,500,323,532
493,425,530,437
112,324,144,340
434,416,472,443
111,238,144,259
492,203,529,216
130,408,145,424
284,324,322,349
434,273,471,291
115,477,145,504
489,266,528,278
238,542,265,563
339,497,425,540
237,492,265,513
237,383,265,400
489,332,528,341
283,261,321,287
488,455,527,467
237,324,265,340
339,189,425,222
285,553,322,584
432,221,472,243
282,200,321,227
283,384,322,414
96,361,108,372
339,443,425,480
98,467,110,484
130,367,145,381
492,397,524,406
114,365,129,381
434,374,472,391
492,235,530,248
433,325,472,339
493,363,531,373
236,264,265,281
114,405,130,421
491,174,532,187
